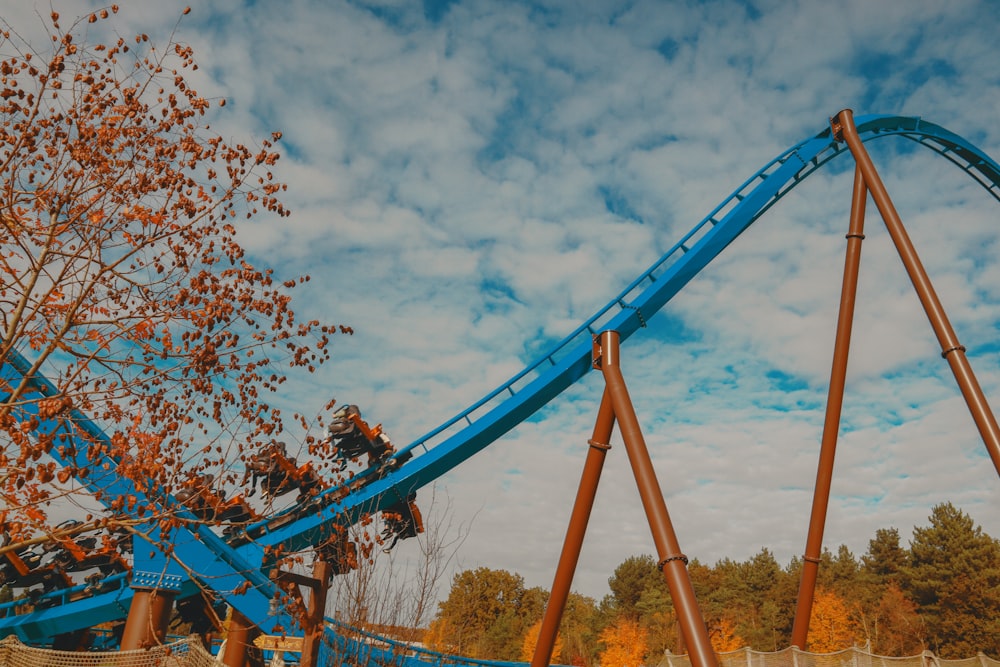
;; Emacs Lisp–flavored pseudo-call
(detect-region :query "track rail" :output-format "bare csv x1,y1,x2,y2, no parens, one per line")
2,113,999,643
250,114,1000,553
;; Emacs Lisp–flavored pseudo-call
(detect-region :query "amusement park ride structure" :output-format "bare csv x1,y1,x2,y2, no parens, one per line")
2,110,1000,667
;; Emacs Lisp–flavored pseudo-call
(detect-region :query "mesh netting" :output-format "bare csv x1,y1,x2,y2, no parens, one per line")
3,635,999,667
659,647,1000,667
0,635,221,667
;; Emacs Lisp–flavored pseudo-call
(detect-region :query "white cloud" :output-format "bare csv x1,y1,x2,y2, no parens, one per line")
14,0,1000,609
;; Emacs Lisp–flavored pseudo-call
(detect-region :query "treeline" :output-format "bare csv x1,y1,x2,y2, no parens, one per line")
423,502,1000,665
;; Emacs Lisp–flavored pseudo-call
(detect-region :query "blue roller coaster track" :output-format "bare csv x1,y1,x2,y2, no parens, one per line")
2,113,999,652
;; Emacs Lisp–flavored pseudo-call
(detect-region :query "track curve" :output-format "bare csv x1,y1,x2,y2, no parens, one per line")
257,113,1000,552
3,113,999,644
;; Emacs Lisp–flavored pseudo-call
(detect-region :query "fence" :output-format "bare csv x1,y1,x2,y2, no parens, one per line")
659,647,1000,667
2,633,998,667
0,635,219,667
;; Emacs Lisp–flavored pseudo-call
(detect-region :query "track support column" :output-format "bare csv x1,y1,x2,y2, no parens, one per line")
120,589,175,650
530,332,716,667
530,388,615,667
833,108,1000,476
791,163,868,649
300,560,333,667
791,109,1000,650
221,609,259,667
597,331,718,667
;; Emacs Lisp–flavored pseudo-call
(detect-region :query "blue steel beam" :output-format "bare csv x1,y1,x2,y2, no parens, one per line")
0,350,290,633
0,573,200,644
320,618,541,667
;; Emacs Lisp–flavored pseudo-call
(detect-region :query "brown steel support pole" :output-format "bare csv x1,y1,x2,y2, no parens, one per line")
301,560,333,667
790,163,869,649
834,109,1000,477
222,609,259,667
597,330,718,667
530,385,616,667
120,589,175,649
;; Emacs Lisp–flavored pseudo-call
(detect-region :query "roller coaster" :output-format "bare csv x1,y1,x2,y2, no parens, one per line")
2,111,1000,666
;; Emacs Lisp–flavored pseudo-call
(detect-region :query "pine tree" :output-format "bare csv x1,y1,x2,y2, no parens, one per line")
855,527,924,655
607,554,660,620
900,502,1000,657
862,528,906,581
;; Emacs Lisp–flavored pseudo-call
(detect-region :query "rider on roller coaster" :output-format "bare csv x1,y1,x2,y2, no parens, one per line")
322,404,394,471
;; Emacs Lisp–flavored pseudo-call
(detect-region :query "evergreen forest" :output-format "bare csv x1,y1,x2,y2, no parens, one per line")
423,502,1000,665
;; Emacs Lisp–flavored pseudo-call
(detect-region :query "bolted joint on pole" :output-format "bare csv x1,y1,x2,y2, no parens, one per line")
593,330,622,370
658,554,689,570
829,109,852,143
588,438,612,452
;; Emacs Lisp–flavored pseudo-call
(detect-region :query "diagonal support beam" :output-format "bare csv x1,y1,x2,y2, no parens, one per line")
531,331,718,667
833,109,1000,475
791,108,1000,650
597,331,718,667
791,161,869,648
530,388,614,667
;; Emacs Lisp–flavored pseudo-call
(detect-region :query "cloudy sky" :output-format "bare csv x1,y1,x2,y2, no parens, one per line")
8,0,1000,605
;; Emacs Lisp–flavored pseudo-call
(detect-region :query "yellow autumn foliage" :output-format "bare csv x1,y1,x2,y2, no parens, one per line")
599,618,648,667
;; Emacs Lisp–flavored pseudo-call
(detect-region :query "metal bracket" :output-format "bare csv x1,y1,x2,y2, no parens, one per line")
131,571,184,592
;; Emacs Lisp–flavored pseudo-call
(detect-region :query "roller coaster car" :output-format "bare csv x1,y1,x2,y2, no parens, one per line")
27,587,61,610
41,520,129,575
103,522,134,554
315,528,359,575
324,404,395,471
175,474,259,528
175,593,225,636
83,570,120,595
377,448,413,476
219,497,259,538
0,536,73,591
245,441,325,501
380,493,424,553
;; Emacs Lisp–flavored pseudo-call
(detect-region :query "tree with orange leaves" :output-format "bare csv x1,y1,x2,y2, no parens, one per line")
807,587,861,653
0,8,346,554
598,617,648,667
709,617,745,653
520,619,564,663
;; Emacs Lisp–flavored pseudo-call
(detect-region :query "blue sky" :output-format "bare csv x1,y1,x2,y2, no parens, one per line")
8,0,1000,605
